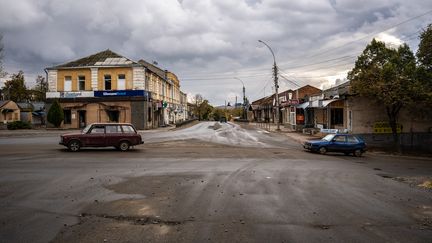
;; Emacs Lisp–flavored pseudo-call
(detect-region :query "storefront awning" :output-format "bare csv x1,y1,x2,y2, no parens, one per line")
297,102,309,109
322,99,339,107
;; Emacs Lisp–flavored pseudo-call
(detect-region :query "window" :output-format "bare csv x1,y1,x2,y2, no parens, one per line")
148,107,152,122
64,110,71,124
106,125,122,133
333,136,346,142
122,125,135,133
106,110,119,122
90,126,105,134
347,135,359,143
104,75,112,90
64,76,72,91
78,76,85,91
117,74,125,90
331,108,344,125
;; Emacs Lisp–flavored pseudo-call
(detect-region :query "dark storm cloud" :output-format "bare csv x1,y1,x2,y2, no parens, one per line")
0,0,431,104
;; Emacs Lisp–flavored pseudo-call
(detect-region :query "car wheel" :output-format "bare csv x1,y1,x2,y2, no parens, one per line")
354,149,363,157
68,140,81,152
118,141,130,151
319,147,327,155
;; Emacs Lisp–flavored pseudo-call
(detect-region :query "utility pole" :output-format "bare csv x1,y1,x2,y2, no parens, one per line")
234,77,247,120
259,40,280,131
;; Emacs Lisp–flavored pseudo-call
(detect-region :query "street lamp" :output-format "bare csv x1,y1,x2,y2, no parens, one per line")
258,40,280,131
234,77,246,120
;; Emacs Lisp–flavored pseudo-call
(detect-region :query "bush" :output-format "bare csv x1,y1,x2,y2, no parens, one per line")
7,121,32,130
47,99,64,128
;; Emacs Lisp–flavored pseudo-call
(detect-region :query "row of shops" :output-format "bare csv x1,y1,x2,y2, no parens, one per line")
249,82,432,135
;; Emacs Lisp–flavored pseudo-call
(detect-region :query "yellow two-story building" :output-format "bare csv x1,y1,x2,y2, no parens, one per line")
138,60,186,126
45,49,152,129
45,49,188,129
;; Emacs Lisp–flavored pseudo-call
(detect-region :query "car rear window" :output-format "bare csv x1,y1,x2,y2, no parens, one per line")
347,135,359,143
122,125,136,133
106,125,122,134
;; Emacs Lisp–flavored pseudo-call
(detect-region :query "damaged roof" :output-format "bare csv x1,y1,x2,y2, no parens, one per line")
137,59,166,80
47,49,138,69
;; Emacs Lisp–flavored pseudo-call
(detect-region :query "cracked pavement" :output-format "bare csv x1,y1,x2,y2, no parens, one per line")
0,122,431,242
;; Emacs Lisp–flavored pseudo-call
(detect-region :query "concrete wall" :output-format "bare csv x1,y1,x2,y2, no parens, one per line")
348,96,432,134
358,133,432,153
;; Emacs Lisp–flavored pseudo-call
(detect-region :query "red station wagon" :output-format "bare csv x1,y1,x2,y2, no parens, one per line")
60,123,144,152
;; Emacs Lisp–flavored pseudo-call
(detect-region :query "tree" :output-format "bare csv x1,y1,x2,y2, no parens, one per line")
417,24,432,72
199,100,213,120
47,99,64,128
348,39,417,149
2,71,29,102
190,94,214,120
416,24,432,105
191,94,204,120
31,75,48,101
0,34,6,78
212,108,225,121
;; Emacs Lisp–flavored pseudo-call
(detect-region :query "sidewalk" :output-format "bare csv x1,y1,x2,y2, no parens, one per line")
247,122,321,144
0,125,176,138
0,128,81,138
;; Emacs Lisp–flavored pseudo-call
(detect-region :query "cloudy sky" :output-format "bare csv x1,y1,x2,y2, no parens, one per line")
1,0,431,105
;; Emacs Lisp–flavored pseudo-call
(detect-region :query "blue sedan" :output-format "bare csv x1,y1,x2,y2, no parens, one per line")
303,134,367,157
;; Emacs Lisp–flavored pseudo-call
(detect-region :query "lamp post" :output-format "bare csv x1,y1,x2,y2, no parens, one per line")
234,77,246,120
258,40,280,131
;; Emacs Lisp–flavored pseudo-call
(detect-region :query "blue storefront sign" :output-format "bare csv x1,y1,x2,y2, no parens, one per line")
94,90,150,99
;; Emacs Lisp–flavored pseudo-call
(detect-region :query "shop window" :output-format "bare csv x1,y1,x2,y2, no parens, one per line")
106,110,119,122
117,74,125,90
331,108,344,125
104,75,112,90
64,76,72,91
78,76,85,91
64,110,71,124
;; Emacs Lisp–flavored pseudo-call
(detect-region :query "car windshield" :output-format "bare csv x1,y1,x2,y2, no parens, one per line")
322,134,335,141
81,124,92,134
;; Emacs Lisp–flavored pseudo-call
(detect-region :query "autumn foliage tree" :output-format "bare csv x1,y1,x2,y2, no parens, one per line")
348,39,417,148
2,71,29,102
416,24,432,105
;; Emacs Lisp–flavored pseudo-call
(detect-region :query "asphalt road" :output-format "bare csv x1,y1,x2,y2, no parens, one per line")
0,122,431,242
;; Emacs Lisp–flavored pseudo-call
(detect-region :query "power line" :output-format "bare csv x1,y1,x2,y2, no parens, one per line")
303,9,432,59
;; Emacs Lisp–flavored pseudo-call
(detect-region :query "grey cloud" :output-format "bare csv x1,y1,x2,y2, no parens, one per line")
0,0,431,105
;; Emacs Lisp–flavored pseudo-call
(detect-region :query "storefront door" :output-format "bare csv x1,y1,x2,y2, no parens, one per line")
78,110,86,128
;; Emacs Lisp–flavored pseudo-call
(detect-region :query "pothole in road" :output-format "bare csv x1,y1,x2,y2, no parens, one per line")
79,213,194,226
310,224,332,230
377,174,394,179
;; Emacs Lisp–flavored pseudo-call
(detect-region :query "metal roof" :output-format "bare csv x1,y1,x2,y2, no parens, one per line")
47,49,138,69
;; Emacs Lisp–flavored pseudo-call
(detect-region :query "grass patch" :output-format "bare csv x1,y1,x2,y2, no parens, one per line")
418,180,432,189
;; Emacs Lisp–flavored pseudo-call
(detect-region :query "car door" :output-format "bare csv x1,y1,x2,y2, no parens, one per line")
346,135,361,151
83,125,106,146
327,135,347,152
105,125,123,146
